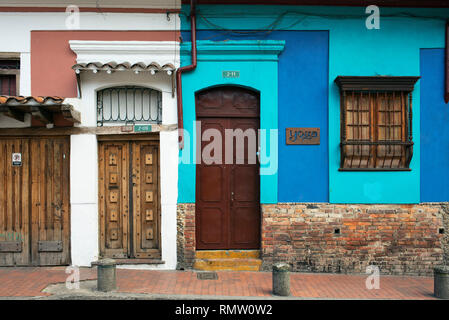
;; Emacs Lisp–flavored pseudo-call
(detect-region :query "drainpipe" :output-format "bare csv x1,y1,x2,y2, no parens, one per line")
176,0,197,149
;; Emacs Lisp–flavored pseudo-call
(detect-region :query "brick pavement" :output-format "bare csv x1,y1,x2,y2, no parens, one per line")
0,267,96,297
0,267,437,299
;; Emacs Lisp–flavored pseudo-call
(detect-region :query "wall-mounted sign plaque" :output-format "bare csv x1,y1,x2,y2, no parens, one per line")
12,153,22,166
222,71,240,78
286,128,320,145
121,125,133,132
134,125,152,133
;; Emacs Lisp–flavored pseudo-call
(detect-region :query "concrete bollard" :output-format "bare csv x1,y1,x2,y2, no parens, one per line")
94,258,117,292
272,263,291,296
434,265,449,299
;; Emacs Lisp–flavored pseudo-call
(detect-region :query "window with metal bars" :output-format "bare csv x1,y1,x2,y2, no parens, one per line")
335,76,420,171
96,86,162,126
0,58,20,96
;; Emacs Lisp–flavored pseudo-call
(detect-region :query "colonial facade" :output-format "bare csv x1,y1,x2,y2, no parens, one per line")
176,0,449,275
0,0,448,276
0,0,181,269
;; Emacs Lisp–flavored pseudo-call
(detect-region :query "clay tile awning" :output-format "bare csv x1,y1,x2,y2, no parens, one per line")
0,95,81,126
72,61,177,97
72,61,176,75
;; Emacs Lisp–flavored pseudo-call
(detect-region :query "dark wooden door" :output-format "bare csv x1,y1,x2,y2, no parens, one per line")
195,87,260,250
228,118,260,248
99,139,160,260
0,137,70,266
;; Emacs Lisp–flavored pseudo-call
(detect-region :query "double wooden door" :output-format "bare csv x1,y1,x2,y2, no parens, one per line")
0,137,70,266
99,139,160,260
195,86,260,250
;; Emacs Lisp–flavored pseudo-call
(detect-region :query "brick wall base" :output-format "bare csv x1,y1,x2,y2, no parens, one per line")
262,203,448,276
177,203,196,270
177,202,448,275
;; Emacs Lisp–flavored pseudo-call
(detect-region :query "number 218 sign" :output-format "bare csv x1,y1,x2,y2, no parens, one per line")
12,153,22,166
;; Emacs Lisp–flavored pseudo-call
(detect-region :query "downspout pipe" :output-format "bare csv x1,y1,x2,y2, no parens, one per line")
176,0,197,149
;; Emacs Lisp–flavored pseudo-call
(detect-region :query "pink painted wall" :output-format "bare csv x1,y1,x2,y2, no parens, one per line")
31,30,179,97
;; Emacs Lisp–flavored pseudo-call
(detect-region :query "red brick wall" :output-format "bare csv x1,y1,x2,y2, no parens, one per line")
262,204,446,275
176,203,448,275
177,203,196,269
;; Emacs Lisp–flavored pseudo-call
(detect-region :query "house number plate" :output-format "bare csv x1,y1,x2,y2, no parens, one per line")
222,71,240,78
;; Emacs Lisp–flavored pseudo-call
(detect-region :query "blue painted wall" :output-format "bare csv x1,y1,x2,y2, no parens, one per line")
180,5,449,204
181,30,330,203
420,49,449,202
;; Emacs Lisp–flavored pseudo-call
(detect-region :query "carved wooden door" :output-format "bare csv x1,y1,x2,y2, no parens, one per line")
99,139,160,260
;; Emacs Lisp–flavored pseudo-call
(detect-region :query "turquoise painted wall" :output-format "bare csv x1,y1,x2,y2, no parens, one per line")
179,5,449,204
178,41,283,203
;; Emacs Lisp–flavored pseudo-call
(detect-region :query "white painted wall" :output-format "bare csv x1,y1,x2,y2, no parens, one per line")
70,134,99,266
19,52,31,96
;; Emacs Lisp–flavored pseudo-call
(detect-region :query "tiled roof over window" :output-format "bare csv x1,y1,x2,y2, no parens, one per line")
72,61,176,75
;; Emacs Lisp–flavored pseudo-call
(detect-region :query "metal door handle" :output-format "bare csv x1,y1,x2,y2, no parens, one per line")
231,191,234,202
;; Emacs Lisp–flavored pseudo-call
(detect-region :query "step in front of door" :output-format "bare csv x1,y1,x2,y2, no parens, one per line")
194,250,262,271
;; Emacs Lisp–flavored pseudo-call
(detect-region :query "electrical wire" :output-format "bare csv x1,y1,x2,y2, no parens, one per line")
179,8,449,38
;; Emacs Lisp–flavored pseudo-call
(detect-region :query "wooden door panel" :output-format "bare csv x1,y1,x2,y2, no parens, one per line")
99,142,129,259
233,166,258,202
228,118,258,164
198,207,226,247
199,166,224,202
31,137,70,265
196,86,259,118
132,141,160,259
231,207,260,246
197,163,228,249
229,118,260,249
196,118,229,249
0,139,30,266
200,120,226,165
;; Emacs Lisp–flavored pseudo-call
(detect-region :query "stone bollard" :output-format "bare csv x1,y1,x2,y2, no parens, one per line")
93,258,117,292
434,265,449,299
272,263,291,296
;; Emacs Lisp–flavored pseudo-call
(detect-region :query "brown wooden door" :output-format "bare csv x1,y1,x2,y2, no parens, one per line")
99,141,130,258
131,142,160,259
0,138,30,266
228,118,260,249
195,87,260,250
0,137,70,266
99,139,160,260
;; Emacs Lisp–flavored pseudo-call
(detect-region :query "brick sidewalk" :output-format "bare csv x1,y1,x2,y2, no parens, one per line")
0,267,97,297
0,267,436,299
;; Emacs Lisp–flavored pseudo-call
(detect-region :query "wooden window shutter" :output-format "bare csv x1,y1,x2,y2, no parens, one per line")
0,58,20,96
335,76,419,171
